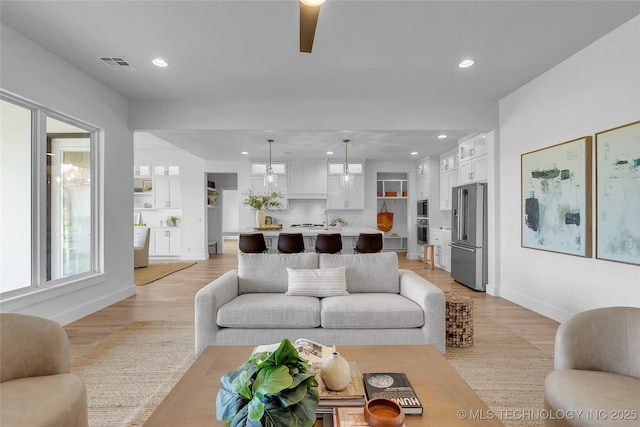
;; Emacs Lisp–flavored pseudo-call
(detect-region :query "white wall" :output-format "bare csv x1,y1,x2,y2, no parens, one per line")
498,16,640,322
0,23,135,324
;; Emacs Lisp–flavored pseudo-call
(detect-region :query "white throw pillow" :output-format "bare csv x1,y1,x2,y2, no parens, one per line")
285,267,349,297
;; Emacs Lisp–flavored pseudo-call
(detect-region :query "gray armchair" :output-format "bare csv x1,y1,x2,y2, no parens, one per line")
544,307,640,426
134,226,150,268
0,313,88,426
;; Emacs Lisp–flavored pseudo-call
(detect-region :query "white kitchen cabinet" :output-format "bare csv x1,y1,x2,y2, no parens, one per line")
249,175,288,210
429,228,444,269
417,175,430,199
439,148,458,172
154,175,182,208
441,230,452,272
153,164,181,177
439,169,458,210
151,228,182,256
458,154,488,184
417,157,430,178
327,175,365,209
134,163,152,178
326,163,365,210
287,162,328,197
458,134,487,163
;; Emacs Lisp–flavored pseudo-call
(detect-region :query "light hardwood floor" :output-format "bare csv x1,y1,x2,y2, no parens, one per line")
64,240,560,360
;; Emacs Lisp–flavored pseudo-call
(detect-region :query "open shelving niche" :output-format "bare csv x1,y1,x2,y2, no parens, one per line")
376,173,408,252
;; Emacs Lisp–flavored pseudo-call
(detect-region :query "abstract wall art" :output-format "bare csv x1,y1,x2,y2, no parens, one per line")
595,121,640,265
521,137,592,257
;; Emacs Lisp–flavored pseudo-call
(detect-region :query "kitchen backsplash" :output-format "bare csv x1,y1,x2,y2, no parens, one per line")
268,200,363,226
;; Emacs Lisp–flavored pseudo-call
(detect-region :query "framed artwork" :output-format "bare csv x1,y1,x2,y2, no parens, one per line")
595,120,640,265
142,179,153,192
521,136,592,257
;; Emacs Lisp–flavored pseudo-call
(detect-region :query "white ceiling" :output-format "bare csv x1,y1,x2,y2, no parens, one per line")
2,0,639,161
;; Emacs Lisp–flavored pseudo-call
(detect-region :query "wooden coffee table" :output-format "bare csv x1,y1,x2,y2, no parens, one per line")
143,345,504,426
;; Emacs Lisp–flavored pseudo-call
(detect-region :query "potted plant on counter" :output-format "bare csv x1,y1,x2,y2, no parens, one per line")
216,339,319,427
242,190,284,228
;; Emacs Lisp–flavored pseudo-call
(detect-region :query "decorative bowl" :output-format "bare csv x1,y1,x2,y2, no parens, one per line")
363,398,405,427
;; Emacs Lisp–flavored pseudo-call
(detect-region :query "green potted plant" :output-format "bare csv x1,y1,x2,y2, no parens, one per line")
216,339,319,427
166,215,180,226
242,190,284,228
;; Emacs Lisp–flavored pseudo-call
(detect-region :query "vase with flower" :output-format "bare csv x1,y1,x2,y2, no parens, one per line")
242,190,284,228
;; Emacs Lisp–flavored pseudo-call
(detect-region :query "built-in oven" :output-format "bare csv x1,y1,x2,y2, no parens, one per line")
417,199,429,218
417,218,429,244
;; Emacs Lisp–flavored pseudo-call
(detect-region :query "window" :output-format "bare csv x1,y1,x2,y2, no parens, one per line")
1,92,101,296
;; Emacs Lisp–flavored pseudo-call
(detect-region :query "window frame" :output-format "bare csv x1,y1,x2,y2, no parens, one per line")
1,91,103,298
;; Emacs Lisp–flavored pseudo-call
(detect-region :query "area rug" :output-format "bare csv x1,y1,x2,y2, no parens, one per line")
446,318,554,427
71,321,197,427
133,262,196,285
72,319,553,427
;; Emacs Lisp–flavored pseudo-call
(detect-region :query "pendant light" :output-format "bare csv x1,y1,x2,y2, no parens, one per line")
340,139,354,187
264,139,278,187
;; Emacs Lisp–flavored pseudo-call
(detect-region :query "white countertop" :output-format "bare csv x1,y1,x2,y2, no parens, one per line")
223,226,382,237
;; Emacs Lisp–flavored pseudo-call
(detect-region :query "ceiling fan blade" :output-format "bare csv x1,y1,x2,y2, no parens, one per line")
300,2,321,53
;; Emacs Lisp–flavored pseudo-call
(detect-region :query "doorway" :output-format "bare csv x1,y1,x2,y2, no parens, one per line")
206,173,238,255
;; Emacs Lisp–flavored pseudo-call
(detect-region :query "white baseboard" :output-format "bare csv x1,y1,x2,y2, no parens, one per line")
499,286,573,323
52,285,136,325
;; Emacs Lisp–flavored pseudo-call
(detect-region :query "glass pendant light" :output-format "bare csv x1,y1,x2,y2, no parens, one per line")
264,139,278,187
340,139,354,187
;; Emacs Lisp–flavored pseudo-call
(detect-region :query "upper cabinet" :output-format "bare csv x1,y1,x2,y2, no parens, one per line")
439,149,459,210
416,157,430,199
287,162,328,199
458,133,488,184
134,163,152,178
133,162,181,209
326,162,365,210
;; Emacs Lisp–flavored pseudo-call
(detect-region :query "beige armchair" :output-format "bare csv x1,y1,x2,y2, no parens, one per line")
544,307,640,426
0,313,88,426
134,226,150,268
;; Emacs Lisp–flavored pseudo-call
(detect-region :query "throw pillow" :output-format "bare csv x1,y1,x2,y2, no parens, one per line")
285,267,349,297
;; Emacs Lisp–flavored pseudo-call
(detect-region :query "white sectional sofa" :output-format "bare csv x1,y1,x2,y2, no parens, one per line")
195,252,445,355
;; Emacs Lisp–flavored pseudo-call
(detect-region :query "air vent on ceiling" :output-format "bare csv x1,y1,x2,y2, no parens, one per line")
99,56,137,71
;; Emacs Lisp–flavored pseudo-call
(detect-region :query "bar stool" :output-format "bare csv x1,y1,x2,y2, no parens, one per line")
315,233,342,254
423,243,435,270
238,233,268,253
277,233,305,254
354,233,383,254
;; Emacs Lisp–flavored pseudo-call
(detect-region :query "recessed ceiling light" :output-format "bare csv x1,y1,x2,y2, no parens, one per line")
241,151,248,155
326,151,334,155
152,58,168,67
410,152,419,156
459,59,474,68
437,134,447,139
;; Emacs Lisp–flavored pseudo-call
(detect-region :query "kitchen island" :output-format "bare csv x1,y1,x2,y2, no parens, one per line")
223,226,382,253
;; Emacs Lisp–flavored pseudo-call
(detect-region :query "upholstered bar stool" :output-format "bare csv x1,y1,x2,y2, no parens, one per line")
239,233,268,253
315,233,343,254
354,233,383,253
277,233,305,253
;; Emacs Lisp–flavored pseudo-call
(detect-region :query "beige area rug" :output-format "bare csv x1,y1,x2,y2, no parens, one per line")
446,318,554,427
72,319,553,427
71,321,197,427
134,262,196,285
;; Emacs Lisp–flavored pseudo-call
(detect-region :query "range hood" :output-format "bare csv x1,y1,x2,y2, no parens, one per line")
287,193,328,200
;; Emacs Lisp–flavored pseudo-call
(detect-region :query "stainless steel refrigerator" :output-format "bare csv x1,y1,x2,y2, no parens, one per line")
451,183,487,291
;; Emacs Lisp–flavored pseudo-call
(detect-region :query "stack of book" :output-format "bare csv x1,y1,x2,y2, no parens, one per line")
315,361,366,415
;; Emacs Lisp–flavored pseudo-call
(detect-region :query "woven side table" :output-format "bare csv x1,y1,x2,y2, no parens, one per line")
445,292,474,348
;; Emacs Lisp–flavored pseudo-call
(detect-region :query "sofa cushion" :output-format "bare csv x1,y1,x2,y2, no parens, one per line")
320,293,424,329
285,267,349,297
217,294,320,328
238,253,319,294
319,253,399,293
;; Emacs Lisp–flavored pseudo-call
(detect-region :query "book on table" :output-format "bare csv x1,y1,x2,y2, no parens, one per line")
331,407,407,427
252,339,366,413
362,372,423,415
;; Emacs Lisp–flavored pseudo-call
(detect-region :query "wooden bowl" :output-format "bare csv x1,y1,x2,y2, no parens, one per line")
364,398,405,427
